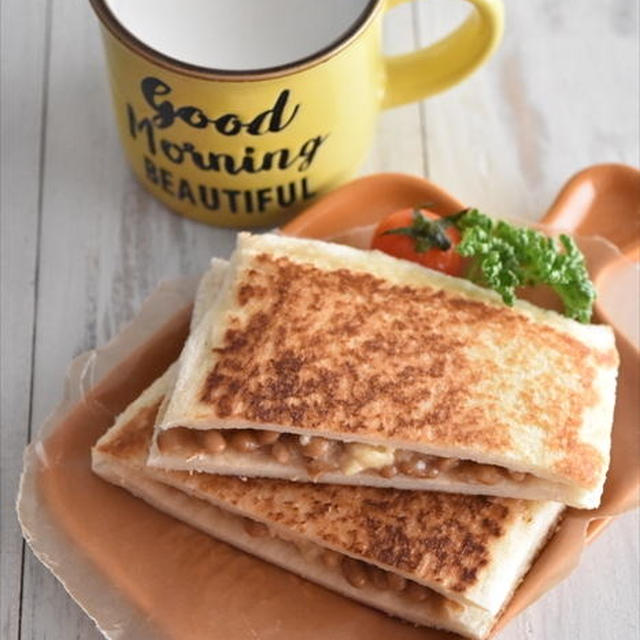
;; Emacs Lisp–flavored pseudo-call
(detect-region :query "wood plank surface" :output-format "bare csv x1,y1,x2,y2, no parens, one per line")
416,0,639,219
0,2,50,639
361,1,426,176
1,0,638,639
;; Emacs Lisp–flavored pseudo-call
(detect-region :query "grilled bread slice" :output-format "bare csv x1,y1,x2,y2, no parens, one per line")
93,372,563,640
153,233,619,509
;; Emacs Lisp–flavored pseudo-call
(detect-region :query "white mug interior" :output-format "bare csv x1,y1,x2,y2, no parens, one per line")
105,0,374,71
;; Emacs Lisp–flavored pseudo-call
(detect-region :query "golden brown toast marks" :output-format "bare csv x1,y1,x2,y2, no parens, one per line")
99,396,536,597
97,401,163,462
187,470,527,594
198,253,616,487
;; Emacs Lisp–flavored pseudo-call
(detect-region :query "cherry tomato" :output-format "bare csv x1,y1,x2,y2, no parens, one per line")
371,208,463,276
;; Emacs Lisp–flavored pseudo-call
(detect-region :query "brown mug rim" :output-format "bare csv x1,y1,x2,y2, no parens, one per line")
88,0,382,82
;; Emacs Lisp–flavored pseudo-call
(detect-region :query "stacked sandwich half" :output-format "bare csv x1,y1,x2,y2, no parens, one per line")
93,233,619,639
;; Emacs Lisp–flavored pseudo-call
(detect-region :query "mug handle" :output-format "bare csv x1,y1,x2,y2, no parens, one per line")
382,0,504,109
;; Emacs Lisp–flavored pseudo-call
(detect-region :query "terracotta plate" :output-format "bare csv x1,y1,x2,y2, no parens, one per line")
19,166,640,640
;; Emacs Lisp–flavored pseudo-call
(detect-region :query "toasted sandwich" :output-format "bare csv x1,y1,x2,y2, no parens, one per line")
150,233,618,509
92,371,563,640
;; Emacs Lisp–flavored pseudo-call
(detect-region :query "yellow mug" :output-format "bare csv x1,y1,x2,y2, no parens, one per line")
90,0,503,228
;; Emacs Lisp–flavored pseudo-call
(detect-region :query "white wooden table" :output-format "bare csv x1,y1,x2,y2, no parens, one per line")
1,1,638,639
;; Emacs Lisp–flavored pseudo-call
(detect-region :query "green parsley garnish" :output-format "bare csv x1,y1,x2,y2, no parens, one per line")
454,208,596,323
